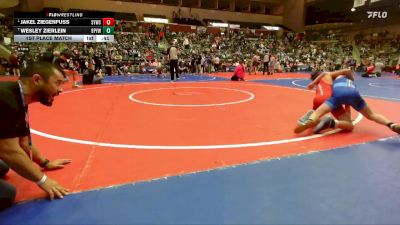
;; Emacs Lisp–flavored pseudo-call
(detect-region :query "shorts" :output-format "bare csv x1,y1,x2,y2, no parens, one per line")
313,97,346,119
326,92,366,111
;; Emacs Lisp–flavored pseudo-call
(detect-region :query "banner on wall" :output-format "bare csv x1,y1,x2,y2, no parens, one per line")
197,26,206,33
353,0,366,8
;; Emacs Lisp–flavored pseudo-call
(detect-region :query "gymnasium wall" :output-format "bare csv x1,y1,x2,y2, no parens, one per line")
43,0,283,25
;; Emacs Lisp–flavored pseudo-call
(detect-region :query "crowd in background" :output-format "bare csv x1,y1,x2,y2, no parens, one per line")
1,16,400,77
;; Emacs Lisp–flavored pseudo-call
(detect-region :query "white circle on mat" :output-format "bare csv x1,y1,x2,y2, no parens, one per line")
30,83,364,150
128,87,255,107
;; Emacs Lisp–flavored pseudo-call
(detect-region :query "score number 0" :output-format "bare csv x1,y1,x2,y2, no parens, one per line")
102,18,115,26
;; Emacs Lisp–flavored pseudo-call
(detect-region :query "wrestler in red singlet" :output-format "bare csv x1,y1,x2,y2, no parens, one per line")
313,78,346,119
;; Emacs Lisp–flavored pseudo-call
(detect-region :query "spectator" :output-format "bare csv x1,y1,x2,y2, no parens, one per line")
0,62,71,211
231,60,246,81
82,63,103,85
373,60,384,77
362,63,375,78
9,52,19,76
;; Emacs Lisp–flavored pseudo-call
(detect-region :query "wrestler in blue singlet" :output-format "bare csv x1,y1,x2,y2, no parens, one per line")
325,75,366,111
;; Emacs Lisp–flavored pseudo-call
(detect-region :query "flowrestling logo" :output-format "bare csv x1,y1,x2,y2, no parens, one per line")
367,11,388,19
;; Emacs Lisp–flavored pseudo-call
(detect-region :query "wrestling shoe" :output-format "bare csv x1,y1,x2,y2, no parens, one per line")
297,110,315,125
294,119,317,134
389,123,400,134
313,117,335,134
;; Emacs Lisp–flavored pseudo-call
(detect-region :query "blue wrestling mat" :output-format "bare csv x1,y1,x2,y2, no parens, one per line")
253,73,400,102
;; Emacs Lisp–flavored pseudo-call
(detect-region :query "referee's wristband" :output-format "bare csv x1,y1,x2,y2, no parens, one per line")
36,174,47,186
40,159,50,168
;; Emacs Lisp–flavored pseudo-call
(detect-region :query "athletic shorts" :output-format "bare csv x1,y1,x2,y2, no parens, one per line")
326,89,366,111
313,97,346,119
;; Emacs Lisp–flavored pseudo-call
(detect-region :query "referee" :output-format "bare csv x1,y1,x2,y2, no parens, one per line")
168,40,179,81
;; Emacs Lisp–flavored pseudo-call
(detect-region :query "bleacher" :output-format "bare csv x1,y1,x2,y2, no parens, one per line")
1,11,399,76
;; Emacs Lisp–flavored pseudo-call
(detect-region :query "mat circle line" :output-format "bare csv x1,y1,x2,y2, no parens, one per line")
368,82,400,89
105,74,218,81
30,83,363,149
129,86,255,107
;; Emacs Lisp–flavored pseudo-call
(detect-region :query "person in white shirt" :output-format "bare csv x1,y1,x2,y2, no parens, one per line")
213,56,220,72
268,54,276,75
263,54,270,75
183,37,190,49
374,60,384,77
251,54,260,75
168,41,179,81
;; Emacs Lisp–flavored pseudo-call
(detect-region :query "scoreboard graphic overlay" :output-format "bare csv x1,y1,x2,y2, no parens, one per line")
14,12,115,43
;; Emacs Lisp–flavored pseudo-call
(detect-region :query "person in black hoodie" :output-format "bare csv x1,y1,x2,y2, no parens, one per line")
82,63,103,85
